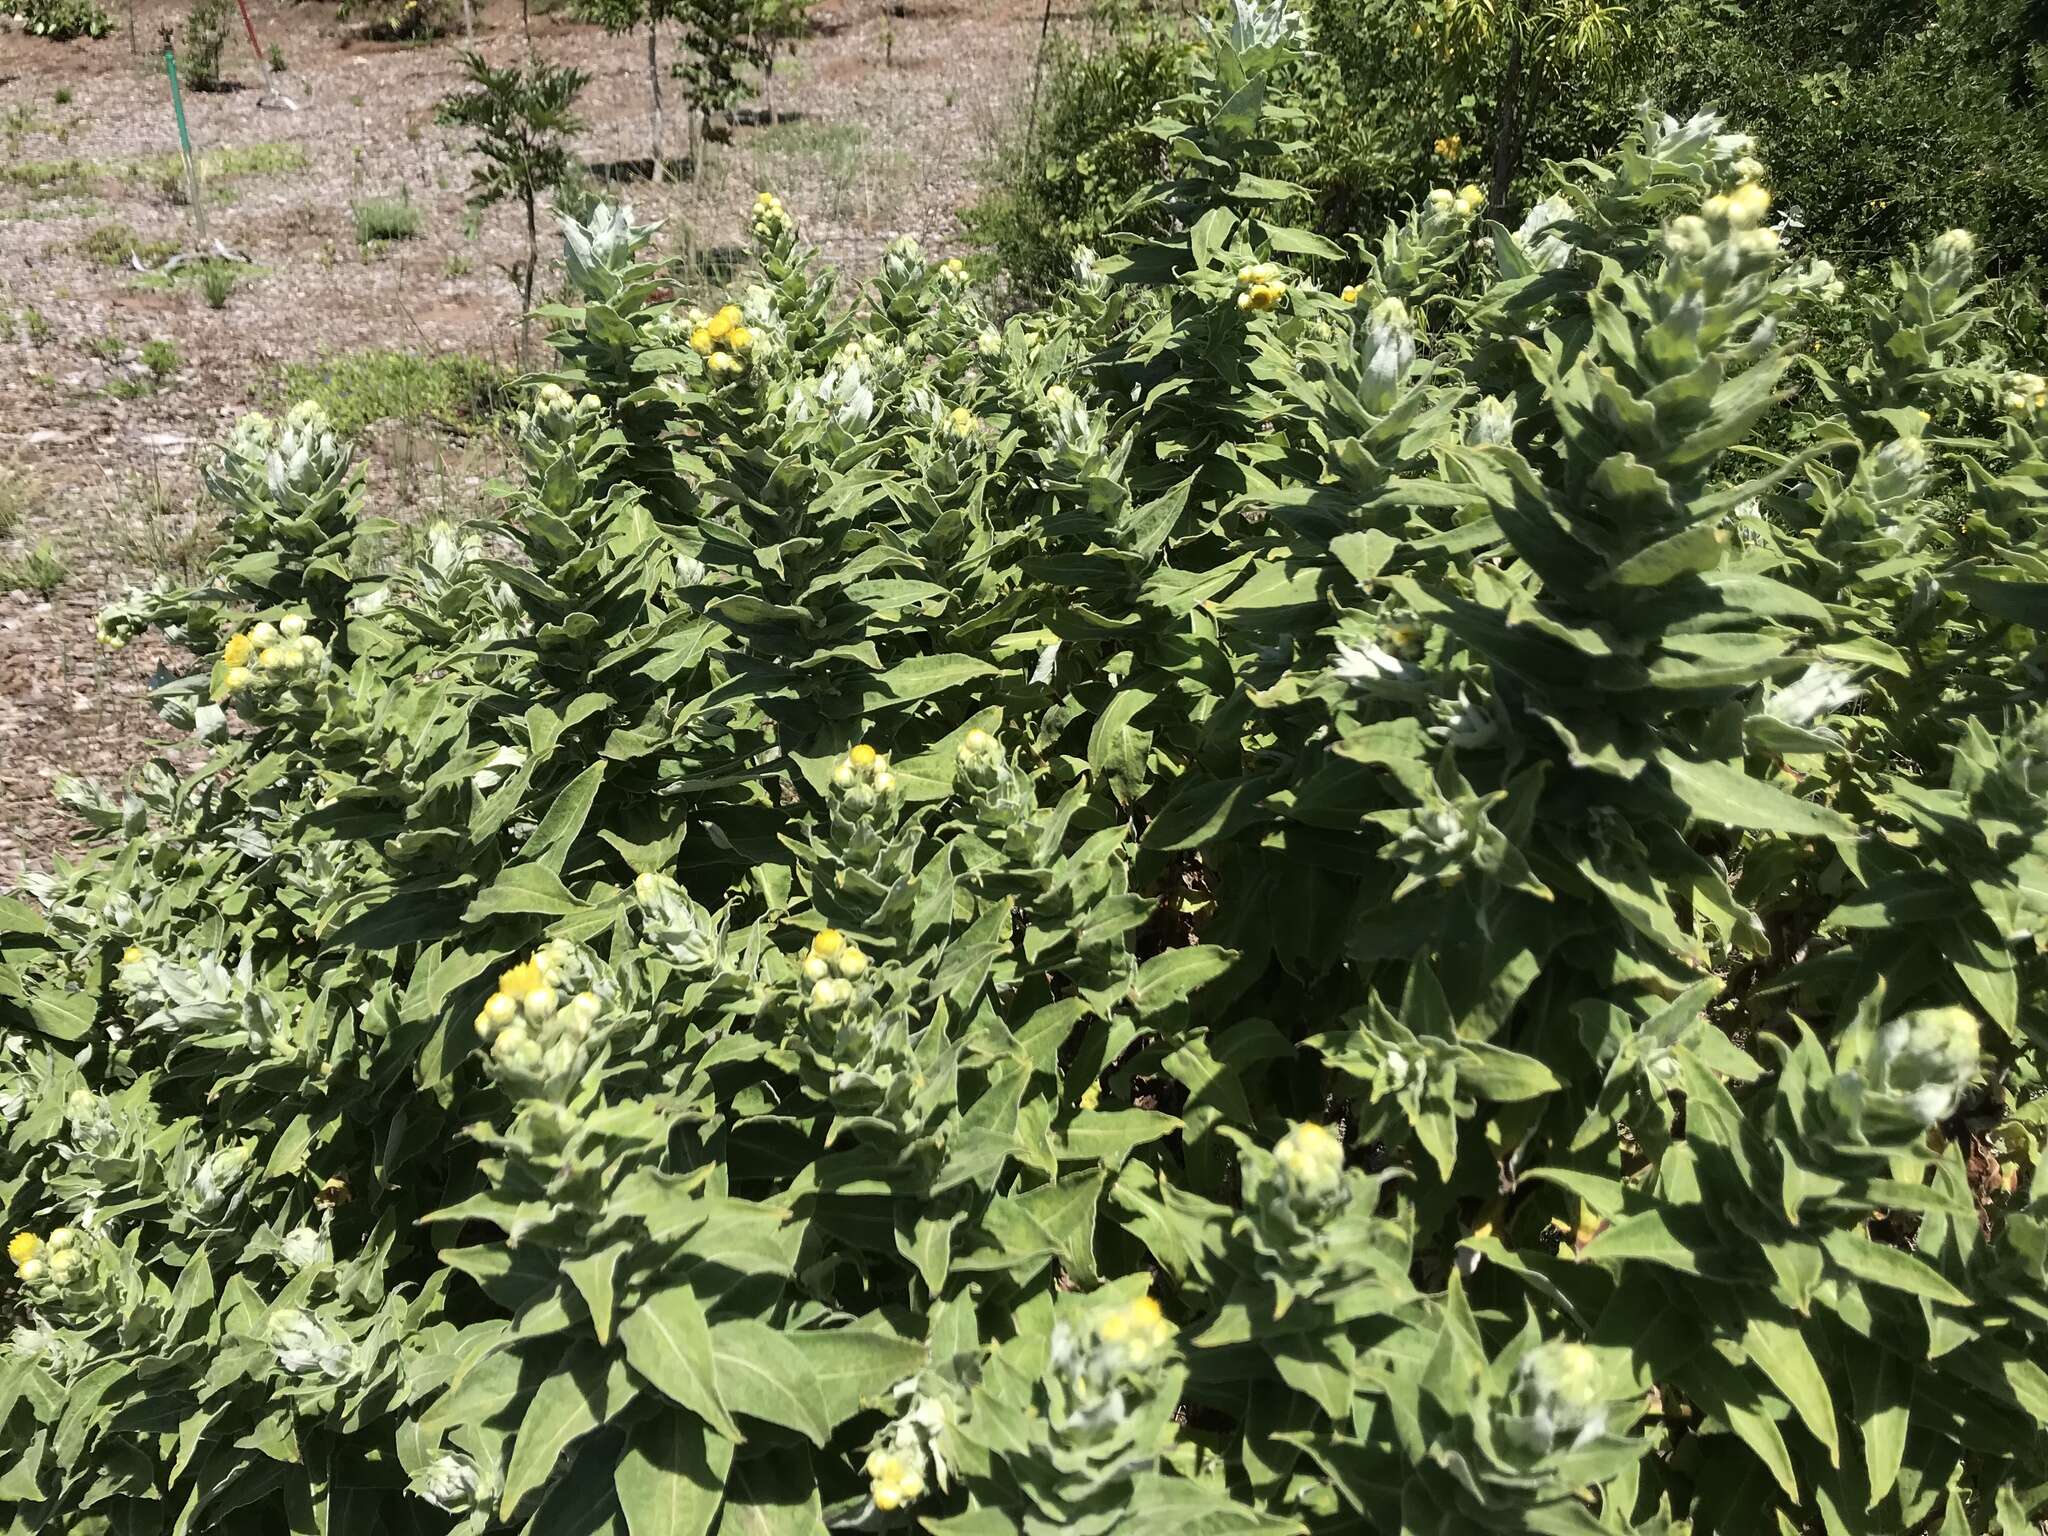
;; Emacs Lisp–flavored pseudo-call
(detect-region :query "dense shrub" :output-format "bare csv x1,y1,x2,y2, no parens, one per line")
182,0,235,91
1644,0,2048,294
970,0,1653,297
9,4,2048,1533
0,0,111,39
962,21,1192,297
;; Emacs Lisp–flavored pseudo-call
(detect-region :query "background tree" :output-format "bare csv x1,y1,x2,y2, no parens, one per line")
573,0,684,181
436,50,590,360
1415,0,1640,219
747,0,814,126
672,0,758,151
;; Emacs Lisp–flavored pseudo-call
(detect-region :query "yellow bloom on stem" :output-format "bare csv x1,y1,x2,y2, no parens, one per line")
848,744,878,770
689,327,715,355
865,1448,925,1511
223,632,254,668
497,959,544,1002
8,1232,41,1268
810,928,846,960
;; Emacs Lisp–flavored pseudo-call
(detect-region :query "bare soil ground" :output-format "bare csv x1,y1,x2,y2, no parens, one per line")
0,0,1053,876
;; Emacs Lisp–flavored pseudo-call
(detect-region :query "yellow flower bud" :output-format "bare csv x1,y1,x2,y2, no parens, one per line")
848,744,878,770
7,1232,41,1267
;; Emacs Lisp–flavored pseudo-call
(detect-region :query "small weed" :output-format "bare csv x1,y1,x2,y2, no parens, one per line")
127,260,269,294
81,222,180,269
0,157,96,199
353,193,423,245
443,252,473,278
201,263,236,308
132,141,310,204
3,104,42,147
267,42,287,73
118,468,219,581
0,463,37,541
84,333,125,363
141,339,181,379
0,539,71,600
54,88,73,106
22,309,53,346
273,350,508,437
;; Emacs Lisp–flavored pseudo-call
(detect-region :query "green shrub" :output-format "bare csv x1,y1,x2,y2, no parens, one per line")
341,0,453,39
13,9,2048,1535
353,191,424,244
181,0,234,91
962,21,1191,297
0,0,111,39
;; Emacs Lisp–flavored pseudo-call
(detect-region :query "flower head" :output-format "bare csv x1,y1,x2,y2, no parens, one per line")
1274,1120,1345,1201
865,1446,927,1511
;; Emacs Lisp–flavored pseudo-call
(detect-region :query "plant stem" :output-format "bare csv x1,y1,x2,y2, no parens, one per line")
648,13,666,181
521,187,537,364
1488,32,1525,224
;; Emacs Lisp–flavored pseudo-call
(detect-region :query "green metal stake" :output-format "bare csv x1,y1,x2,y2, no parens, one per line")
162,41,208,245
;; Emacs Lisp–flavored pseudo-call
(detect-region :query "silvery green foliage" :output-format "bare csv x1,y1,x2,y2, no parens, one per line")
6,17,2048,1536
560,201,658,301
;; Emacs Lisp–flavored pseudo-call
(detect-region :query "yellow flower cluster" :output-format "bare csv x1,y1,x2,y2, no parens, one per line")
943,405,981,439
689,304,755,378
1236,262,1288,311
1095,1292,1174,1371
751,190,790,241
11,1226,79,1284
2006,372,2048,418
832,742,895,796
937,255,969,292
1275,1120,1346,1199
1340,284,1360,304
1703,180,1772,232
472,940,594,1045
803,926,870,1012
864,1447,926,1512
219,615,322,698
1433,132,1463,163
